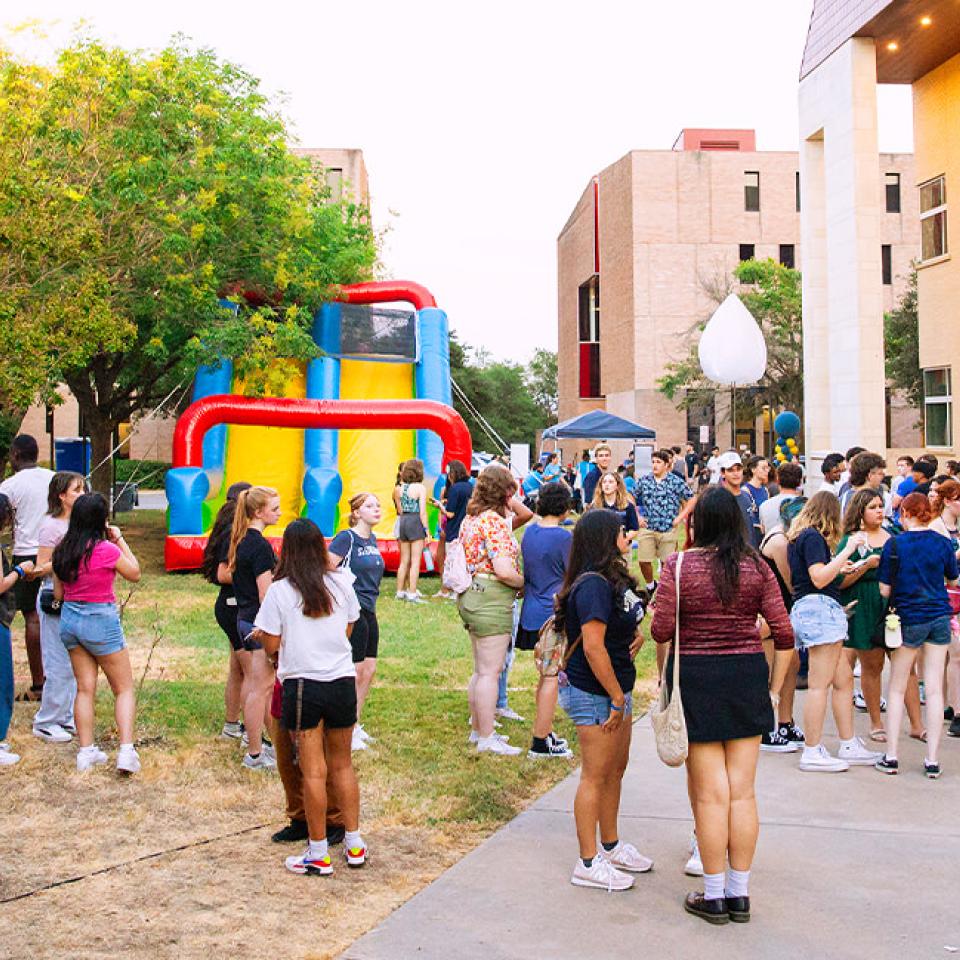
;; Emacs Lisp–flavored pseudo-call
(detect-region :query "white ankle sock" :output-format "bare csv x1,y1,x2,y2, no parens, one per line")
703,871,725,901
725,868,750,897
344,830,363,849
308,838,329,859
119,742,134,752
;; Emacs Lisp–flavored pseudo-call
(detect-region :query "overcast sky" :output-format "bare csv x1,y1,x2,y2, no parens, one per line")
8,2,914,364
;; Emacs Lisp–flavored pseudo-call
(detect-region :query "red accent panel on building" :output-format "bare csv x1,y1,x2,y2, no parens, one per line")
672,128,757,152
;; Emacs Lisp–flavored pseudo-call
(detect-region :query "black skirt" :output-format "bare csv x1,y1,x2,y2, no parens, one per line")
666,652,773,743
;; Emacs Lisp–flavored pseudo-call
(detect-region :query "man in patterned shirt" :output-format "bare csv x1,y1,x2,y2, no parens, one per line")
634,448,694,591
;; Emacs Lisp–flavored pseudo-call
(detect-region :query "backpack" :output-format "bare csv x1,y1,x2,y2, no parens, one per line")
534,572,606,679
441,537,472,595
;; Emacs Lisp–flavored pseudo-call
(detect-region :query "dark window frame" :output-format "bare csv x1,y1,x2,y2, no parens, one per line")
779,244,795,269
744,171,760,212
885,172,901,213
881,244,892,285
739,243,755,262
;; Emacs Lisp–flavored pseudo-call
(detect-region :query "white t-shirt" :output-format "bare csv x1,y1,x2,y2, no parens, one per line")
254,570,360,683
707,456,721,484
0,467,55,554
759,492,800,535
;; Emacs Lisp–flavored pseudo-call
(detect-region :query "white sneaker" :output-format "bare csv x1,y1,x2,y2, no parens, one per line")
351,727,369,752
469,730,509,744
219,721,244,740
357,724,375,744
116,746,141,774
837,737,883,766
476,735,522,755
406,593,427,605
799,743,850,773
76,746,108,772
495,707,525,722
600,840,654,873
684,835,703,877
571,857,635,891
0,742,20,766
242,751,277,770
33,723,73,743
395,591,408,602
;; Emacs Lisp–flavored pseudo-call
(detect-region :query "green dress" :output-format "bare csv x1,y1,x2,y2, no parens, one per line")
837,534,887,650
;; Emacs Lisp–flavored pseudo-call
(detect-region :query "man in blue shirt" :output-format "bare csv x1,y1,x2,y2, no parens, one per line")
718,451,761,548
582,443,612,505
634,448,694,590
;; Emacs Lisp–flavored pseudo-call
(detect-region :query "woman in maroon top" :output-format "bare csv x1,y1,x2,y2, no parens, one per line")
652,487,793,926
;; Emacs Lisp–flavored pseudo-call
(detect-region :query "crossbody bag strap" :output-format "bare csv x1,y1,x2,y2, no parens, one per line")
671,551,684,689
888,537,898,609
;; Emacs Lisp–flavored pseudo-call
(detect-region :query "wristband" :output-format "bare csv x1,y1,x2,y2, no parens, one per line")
610,702,624,712
12,565,24,579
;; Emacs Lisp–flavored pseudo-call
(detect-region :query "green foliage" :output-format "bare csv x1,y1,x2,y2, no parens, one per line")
884,268,923,415
0,35,376,489
114,458,170,486
657,258,803,420
449,334,557,451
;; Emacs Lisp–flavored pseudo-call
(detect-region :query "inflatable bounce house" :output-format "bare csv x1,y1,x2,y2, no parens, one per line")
164,280,472,572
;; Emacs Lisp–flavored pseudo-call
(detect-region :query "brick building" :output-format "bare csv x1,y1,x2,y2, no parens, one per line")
556,129,919,463
18,147,369,470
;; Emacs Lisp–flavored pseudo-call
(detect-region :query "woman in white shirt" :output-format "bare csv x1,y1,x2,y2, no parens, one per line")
253,519,366,877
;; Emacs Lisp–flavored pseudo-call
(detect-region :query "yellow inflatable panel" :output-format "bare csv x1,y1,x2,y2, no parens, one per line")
224,365,307,534
337,359,415,538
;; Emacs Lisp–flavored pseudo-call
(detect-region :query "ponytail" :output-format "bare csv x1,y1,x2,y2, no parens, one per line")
227,486,278,571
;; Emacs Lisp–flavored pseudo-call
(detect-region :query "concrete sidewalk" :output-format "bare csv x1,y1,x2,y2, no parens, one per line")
342,710,960,960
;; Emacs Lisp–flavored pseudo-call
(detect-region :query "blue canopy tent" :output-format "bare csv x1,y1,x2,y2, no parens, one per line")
542,409,656,442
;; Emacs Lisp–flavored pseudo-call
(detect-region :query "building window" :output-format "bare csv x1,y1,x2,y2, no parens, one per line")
885,173,901,213
325,167,343,201
795,171,801,212
739,243,755,262
744,171,760,212
882,244,892,285
779,244,795,269
920,175,947,261
924,367,952,447
578,276,601,398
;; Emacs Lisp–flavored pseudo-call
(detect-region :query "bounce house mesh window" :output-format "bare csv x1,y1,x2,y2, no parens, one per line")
335,304,419,361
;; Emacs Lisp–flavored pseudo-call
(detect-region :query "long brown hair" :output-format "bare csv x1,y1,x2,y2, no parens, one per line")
842,489,884,536
467,464,515,516
787,490,842,548
932,478,960,516
274,519,333,617
228,486,278,572
46,472,86,517
590,471,629,511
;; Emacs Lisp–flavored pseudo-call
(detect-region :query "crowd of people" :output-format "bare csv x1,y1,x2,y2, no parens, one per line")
4,430,960,918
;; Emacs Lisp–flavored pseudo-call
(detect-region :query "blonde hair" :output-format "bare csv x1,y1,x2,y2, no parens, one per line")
591,471,629,511
227,486,279,571
787,490,842,548
348,492,378,527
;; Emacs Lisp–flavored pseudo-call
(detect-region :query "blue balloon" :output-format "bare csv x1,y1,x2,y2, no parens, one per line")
774,411,801,439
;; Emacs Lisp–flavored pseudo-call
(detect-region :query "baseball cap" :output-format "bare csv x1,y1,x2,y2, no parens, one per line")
717,451,743,471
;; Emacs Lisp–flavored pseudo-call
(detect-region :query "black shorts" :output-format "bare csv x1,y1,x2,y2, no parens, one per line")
515,626,541,651
349,608,380,663
281,677,357,731
13,555,40,615
236,618,263,652
215,593,242,652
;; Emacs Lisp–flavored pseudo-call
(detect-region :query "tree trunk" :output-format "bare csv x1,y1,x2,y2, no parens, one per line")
87,418,115,501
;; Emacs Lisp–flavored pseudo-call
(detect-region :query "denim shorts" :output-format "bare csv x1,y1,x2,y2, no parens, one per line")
60,602,126,657
902,615,952,649
790,593,848,650
559,683,633,726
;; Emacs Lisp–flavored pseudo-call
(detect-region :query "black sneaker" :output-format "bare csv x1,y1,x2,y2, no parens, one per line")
726,895,750,923
924,760,942,779
271,819,309,843
326,823,346,846
760,728,798,753
548,731,569,750
528,739,574,760
946,707,956,723
875,755,899,775
781,721,805,744
949,717,960,738
795,675,809,691
683,892,729,925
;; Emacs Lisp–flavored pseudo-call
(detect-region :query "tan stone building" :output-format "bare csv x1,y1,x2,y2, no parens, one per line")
557,129,919,463
19,147,369,470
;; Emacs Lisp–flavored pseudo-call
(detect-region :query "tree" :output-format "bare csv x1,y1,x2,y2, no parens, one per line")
884,268,922,426
526,348,558,423
0,36,376,492
657,258,803,423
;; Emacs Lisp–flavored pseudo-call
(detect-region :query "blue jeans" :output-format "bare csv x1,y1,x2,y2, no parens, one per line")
35,598,77,730
560,683,634,726
0,623,13,741
496,601,521,709
60,602,126,657
902,615,952,649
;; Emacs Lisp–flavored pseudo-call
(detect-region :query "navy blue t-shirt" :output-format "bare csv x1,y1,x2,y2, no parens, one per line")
519,524,572,632
563,573,643,697
445,480,473,541
582,465,602,505
878,530,959,625
788,527,838,603
594,501,640,533
329,529,384,612
735,489,762,548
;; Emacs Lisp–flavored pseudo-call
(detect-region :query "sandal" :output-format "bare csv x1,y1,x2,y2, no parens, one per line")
14,685,43,703
869,728,887,742
910,730,928,743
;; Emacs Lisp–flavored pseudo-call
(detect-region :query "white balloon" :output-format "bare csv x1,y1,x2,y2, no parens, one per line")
698,294,767,385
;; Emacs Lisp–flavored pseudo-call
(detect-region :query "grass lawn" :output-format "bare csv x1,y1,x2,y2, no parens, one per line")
2,510,659,960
